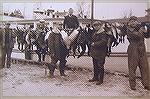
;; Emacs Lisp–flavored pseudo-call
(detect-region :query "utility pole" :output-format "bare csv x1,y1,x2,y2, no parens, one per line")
91,0,94,26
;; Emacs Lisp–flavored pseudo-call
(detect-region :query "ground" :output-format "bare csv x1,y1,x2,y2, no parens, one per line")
1,63,150,96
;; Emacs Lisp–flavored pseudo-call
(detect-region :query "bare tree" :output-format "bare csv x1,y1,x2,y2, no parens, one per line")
76,1,90,19
122,9,133,19
128,9,133,17
122,10,128,18
76,1,84,18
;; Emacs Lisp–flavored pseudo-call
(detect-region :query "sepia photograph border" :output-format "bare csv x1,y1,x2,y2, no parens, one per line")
0,0,150,99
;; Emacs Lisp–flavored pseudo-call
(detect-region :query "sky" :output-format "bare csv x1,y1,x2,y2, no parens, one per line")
3,2,148,20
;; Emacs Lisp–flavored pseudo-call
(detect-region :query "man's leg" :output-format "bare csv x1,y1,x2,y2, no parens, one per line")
89,58,99,82
48,56,58,78
128,55,138,90
87,42,91,56
36,47,42,62
139,53,150,90
96,57,105,85
6,48,12,68
59,56,67,76
0,47,6,68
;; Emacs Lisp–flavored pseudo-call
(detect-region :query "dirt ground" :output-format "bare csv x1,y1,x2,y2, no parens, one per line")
0,63,150,96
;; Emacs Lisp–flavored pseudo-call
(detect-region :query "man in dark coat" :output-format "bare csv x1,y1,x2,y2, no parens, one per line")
35,20,49,62
2,23,15,68
120,16,150,90
48,23,68,78
63,8,79,31
89,21,109,85
0,27,4,69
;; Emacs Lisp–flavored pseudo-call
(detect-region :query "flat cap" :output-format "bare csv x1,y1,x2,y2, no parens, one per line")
93,21,102,26
129,16,138,21
5,22,10,25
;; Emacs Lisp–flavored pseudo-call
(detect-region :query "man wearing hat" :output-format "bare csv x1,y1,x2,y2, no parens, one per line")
120,16,150,90
35,19,49,62
48,23,68,77
2,22,15,68
89,21,109,85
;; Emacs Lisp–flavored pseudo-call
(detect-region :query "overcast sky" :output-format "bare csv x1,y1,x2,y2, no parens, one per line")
3,1,148,20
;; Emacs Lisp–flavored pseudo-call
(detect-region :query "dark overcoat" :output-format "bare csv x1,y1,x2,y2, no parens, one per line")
90,32,108,60
48,32,68,59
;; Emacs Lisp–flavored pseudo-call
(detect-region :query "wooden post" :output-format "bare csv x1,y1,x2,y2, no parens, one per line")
91,0,94,26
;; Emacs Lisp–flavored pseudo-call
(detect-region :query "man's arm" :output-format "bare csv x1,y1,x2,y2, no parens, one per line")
75,16,79,29
63,16,67,29
48,33,55,55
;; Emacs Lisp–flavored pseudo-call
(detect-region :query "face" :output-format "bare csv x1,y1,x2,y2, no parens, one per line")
128,20,138,27
68,8,73,15
5,24,10,28
58,24,63,30
93,23,102,31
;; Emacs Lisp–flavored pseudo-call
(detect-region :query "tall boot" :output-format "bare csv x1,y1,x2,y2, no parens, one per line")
59,60,67,76
96,68,104,85
89,66,99,82
37,53,41,62
42,54,46,61
48,63,55,78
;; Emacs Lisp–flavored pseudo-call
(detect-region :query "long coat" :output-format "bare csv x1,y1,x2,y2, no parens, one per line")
90,32,108,60
48,32,68,60
0,28,4,68
3,28,15,49
0,28,4,47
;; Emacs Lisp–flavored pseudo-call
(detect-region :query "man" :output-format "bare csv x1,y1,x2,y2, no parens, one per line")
63,8,79,34
48,23,68,78
120,16,150,90
2,23,15,68
26,24,36,50
35,20,49,62
0,26,4,69
89,21,109,85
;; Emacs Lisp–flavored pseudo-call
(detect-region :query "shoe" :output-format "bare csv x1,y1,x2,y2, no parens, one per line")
131,87,136,90
89,78,98,82
60,72,67,76
60,73,67,77
144,86,150,90
49,75,55,78
96,81,103,85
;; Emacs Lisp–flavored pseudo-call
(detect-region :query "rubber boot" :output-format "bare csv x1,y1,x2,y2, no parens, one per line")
96,68,104,85
59,60,67,76
48,63,55,78
89,67,99,82
42,54,46,61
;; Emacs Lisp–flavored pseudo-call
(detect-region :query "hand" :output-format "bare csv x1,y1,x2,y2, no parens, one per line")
91,42,95,46
50,53,55,57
